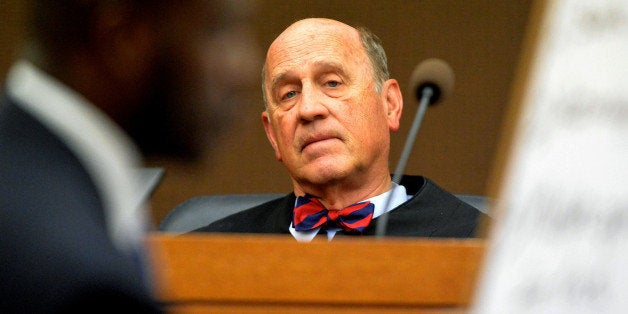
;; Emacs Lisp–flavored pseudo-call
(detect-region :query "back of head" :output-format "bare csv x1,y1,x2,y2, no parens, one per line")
29,0,93,59
27,0,162,71
25,0,261,159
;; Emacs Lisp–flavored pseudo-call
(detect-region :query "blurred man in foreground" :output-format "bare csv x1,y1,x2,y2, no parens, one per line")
0,0,257,312
193,18,486,241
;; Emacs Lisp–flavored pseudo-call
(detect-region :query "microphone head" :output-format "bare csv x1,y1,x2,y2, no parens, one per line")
409,58,454,105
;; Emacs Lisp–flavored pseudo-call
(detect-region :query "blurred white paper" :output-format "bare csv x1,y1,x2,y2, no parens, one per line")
473,0,628,313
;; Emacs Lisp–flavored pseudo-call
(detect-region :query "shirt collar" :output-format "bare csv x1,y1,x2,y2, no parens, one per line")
5,60,149,253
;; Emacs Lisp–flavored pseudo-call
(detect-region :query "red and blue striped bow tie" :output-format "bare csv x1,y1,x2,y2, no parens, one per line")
293,194,375,234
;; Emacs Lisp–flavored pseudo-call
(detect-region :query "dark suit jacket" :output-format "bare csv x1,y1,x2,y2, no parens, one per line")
193,175,486,238
0,94,160,312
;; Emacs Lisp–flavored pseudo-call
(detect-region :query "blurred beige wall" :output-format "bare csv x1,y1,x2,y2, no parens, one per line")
1,1,533,227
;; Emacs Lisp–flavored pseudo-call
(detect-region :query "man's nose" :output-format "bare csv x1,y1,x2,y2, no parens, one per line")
297,85,329,121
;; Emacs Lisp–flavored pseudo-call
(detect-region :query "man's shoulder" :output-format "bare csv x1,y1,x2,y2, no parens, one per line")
0,94,68,155
399,175,484,212
1,93,100,210
382,175,487,238
1,95,87,177
0,94,40,135
191,194,294,233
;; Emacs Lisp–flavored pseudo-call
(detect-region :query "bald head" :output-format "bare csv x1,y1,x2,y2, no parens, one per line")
262,18,389,107
269,18,359,54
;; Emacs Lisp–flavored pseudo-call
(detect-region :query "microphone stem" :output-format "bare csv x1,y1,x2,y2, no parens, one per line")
375,86,434,238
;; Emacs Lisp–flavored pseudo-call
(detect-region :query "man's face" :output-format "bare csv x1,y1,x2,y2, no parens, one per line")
262,19,401,189
130,1,260,158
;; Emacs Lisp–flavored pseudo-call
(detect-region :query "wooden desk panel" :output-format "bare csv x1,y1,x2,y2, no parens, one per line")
146,234,486,313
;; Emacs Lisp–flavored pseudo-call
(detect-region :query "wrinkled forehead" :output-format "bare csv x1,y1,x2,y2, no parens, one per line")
265,19,367,79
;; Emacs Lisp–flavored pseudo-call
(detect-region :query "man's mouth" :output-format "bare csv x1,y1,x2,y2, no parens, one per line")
300,134,340,152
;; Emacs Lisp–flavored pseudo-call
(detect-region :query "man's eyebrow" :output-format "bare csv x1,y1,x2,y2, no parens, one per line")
312,60,347,76
270,72,294,91
269,61,348,90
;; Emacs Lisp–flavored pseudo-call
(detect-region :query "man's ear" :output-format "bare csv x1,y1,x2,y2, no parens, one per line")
262,110,283,161
382,79,403,132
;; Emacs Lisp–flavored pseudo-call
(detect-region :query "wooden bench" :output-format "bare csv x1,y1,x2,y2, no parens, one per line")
146,233,487,313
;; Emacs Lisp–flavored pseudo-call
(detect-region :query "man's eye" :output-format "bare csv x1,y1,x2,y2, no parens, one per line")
283,91,297,100
326,81,340,87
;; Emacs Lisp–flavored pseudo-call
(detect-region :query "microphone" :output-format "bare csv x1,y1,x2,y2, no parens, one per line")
375,58,455,238
409,58,455,106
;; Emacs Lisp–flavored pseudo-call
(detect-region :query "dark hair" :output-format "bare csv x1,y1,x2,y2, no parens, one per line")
28,0,163,60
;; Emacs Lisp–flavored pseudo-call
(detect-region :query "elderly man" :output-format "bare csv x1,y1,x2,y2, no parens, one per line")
193,18,485,241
